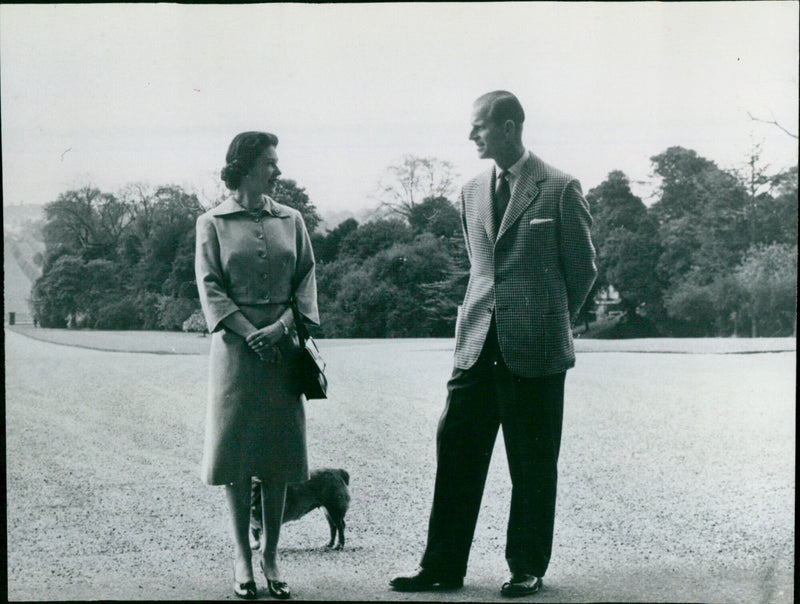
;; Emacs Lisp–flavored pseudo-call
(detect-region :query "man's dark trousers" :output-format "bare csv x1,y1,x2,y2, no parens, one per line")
420,320,565,578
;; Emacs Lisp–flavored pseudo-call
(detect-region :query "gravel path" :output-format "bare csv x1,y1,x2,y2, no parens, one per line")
5,329,795,602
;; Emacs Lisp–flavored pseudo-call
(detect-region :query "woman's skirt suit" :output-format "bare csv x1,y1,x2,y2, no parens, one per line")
195,195,319,486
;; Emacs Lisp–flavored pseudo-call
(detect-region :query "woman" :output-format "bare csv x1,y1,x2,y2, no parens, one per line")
195,131,318,600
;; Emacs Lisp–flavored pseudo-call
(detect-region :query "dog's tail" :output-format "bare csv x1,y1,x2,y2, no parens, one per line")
338,469,350,485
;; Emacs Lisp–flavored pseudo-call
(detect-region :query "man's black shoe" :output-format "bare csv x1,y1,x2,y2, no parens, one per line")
390,568,463,592
501,573,542,597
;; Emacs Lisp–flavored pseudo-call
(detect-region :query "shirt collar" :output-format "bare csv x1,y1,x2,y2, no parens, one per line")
209,194,289,217
496,149,529,180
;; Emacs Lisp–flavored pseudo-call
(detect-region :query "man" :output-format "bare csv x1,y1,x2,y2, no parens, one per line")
390,91,596,597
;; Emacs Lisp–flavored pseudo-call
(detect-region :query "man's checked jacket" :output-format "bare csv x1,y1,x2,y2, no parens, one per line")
454,151,597,378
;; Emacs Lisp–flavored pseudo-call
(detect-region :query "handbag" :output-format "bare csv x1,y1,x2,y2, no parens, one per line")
290,300,328,399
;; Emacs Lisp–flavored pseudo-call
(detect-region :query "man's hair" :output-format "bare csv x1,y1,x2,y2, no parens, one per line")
476,91,525,131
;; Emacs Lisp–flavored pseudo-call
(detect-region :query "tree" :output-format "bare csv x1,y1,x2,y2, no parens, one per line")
734,243,797,337
323,265,401,337
120,183,159,239
735,145,773,246
271,179,322,234
602,228,663,314
589,171,656,238
377,233,463,336
586,171,663,319
747,110,798,139
372,233,452,289
408,196,462,238
319,233,459,337
94,297,147,330
119,183,158,265
30,255,87,327
754,166,798,246
314,255,360,337
653,153,796,337
122,185,203,294
338,218,413,260
81,259,125,324
156,295,200,330
32,177,325,331
771,167,799,244
649,147,750,289
649,147,719,223
689,167,750,280
663,280,720,337
33,183,205,330
311,217,359,264
162,231,198,299
376,155,458,218
42,187,133,260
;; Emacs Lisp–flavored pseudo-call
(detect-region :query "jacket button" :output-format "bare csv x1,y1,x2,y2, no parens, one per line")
258,251,266,258
253,217,261,223
256,233,263,239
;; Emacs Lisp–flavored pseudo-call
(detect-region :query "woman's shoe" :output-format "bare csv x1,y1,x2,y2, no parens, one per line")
233,580,258,600
261,559,291,599
267,579,291,600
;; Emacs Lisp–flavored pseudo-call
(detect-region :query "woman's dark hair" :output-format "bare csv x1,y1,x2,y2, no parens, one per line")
220,131,279,190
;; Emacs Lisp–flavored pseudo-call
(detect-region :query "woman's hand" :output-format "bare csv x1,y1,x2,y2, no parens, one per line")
245,321,285,360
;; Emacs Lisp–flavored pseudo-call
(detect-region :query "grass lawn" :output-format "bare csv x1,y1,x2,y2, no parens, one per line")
8,324,796,355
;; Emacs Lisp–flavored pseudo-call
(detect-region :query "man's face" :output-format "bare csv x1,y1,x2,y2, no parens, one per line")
469,101,506,161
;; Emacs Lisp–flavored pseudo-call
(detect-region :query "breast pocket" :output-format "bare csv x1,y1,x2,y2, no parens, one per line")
527,218,557,255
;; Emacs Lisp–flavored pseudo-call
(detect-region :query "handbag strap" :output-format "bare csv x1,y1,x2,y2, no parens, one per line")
290,298,310,343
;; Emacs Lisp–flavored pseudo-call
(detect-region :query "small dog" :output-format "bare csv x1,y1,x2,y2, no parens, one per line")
250,468,350,550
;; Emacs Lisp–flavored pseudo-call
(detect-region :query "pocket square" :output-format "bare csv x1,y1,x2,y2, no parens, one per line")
530,218,554,225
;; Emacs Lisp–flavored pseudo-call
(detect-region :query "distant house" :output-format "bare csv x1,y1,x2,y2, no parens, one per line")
594,285,623,318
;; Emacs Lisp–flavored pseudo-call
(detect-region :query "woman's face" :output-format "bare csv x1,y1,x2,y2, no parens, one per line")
245,146,281,195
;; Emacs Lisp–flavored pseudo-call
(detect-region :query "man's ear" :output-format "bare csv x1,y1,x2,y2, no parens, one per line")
503,119,516,138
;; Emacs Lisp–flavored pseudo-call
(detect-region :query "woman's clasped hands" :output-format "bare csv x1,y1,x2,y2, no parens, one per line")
246,322,285,363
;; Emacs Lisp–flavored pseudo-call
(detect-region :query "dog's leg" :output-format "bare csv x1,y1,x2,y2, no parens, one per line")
323,508,338,548
323,508,346,550
250,479,263,550
335,517,346,550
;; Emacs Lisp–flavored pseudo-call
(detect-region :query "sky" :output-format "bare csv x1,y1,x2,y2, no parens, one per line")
1,2,798,220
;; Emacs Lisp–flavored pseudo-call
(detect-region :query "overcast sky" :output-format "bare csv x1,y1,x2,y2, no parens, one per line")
1,2,797,218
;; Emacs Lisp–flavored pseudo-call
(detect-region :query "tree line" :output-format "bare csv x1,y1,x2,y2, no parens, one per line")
29,147,796,337
29,179,319,331
588,147,796,337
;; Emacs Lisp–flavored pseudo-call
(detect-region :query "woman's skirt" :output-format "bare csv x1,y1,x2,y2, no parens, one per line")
200,304,308,485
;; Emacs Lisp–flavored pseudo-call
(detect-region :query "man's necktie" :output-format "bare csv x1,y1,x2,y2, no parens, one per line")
495,170,510,226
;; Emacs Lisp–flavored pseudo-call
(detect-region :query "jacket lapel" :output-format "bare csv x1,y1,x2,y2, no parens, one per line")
476,169,497,247
496,153,545,242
